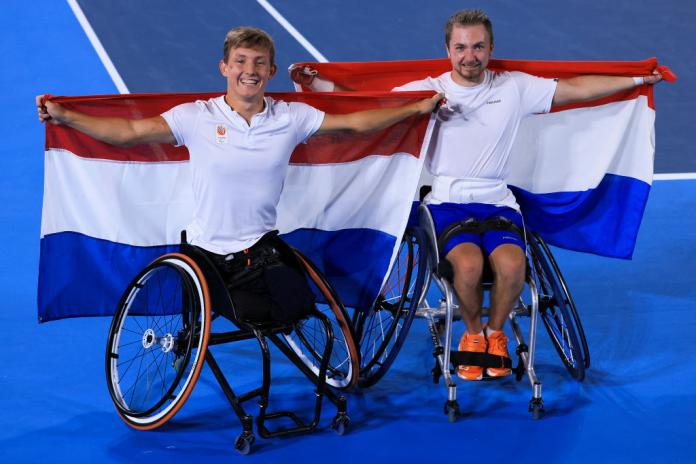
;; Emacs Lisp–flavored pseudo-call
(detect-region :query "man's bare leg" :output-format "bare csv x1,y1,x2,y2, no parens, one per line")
487,244,526,330
446,242,484,333
447,242,487,380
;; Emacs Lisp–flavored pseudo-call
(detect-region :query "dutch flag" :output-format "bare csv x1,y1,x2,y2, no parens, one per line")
38,91,435,322
292,57,676,259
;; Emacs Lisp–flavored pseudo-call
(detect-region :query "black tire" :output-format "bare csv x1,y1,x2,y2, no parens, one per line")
529,233,589,381
356,228,426,388
283,250,359,390
105,253,211,429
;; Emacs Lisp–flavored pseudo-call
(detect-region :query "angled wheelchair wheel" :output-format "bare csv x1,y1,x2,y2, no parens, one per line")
283,250,360,390
528,233,589,381
105,253,211,429
356,227,426,388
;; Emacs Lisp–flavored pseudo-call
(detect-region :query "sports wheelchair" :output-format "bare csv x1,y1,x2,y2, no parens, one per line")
355,194,590,420
104,232,359,454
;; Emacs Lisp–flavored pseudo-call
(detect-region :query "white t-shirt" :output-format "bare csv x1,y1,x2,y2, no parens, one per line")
161,95,324,254
394,70,557,209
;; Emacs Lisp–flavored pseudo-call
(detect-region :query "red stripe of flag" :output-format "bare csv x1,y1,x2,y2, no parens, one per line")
293,57,676,110
45,92,434,164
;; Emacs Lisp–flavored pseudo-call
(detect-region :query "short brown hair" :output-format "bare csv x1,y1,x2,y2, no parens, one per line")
445,9,494,47
222,27,276,65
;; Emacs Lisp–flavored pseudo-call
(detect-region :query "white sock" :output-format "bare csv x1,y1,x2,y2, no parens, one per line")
486,326,501,337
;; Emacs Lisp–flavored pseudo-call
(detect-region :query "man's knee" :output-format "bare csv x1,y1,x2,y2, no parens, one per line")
446,243,484,285
489,245,526,288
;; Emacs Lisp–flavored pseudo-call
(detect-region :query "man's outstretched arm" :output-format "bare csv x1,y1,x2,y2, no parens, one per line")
552,70,663,107
315,93,443,135
36,94,176,147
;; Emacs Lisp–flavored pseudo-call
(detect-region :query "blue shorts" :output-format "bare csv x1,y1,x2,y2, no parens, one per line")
427,203,525,256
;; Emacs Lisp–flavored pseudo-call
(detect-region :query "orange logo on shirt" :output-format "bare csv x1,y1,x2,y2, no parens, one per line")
215,124,228,144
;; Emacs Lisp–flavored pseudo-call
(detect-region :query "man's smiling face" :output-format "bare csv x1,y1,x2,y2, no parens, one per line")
447,24,493,86
220,46,276,102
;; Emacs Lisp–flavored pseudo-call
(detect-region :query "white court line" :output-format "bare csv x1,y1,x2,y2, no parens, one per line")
66,0,130,94
654,173,696,181
257,0,328,62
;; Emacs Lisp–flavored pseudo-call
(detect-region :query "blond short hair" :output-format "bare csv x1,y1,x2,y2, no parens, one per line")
223,27,276,65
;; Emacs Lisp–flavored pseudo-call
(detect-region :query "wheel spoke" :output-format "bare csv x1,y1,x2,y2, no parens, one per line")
531,234,585,379
106,256,209,425
282,251,357,389
358,229,423,387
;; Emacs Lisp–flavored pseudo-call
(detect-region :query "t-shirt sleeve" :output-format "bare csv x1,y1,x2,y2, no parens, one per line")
289,102,325,143
160,102,200,147
510,71,558,115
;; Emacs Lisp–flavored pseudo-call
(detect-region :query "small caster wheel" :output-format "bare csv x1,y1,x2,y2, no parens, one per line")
528,398,544,420
332,413,350,436
234,432,255,455
444,400,460,423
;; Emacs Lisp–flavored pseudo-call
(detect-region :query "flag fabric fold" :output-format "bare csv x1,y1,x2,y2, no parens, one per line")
39,92,435,322
292,57,675,259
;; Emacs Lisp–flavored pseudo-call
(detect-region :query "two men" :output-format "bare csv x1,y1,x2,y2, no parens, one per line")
37,27,441,322
40,14,663,377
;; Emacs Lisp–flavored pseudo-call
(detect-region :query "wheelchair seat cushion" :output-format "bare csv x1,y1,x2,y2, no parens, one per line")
195,233,316,325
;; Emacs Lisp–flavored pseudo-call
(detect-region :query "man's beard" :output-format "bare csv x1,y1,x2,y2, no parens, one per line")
457,63,484,82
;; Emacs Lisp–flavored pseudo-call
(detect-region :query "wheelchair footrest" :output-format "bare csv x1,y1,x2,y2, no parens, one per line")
262,410,307,427
256,410,315,438
449,350,512,369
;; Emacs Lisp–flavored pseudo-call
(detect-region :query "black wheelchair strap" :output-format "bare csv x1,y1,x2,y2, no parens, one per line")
437,216,524,256
437,260,455,282
449,350,512,369
178,242,239,323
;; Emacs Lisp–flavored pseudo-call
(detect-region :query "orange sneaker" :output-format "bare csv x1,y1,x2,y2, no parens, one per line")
486,330,512,377
456,332,487,381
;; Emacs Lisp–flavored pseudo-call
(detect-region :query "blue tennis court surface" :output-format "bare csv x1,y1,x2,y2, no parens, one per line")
2,1,695,462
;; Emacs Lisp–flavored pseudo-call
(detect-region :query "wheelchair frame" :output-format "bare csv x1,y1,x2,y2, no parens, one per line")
417,203,545,419
418,202,591,419
354,199,590,420
105,238,358,454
